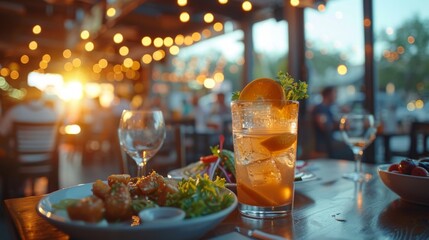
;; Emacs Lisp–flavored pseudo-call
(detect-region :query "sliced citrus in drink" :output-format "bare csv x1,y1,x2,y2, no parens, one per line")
237,182,279,206
260,133,297,152
238,78,285,101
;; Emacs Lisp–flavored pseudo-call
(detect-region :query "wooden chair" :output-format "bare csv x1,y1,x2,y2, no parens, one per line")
408,121,429,159
3,121,60,198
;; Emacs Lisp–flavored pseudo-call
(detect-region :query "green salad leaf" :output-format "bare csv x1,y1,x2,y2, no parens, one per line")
166,174,234,218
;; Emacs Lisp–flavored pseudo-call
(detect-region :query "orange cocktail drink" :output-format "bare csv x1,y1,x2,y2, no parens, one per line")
231,75,305,218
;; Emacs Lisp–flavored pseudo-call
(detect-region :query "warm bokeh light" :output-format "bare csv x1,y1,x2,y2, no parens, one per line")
407,101,415,111
39,60,48,69
93,64,102,73
113,33,123,44
364,18,371,27
33,25,41,34
72,58,82,68
106,7,116,18
180,12,190,22
63,49,72,58
64,62,73,71
317,3,325,11
10,70,19,80
213,72,224,82
153,50,165,61
202,29,212,38
175,34,185,45
203,78,215,89
415,99,424,109
141,36,152,46
80,30,90,40
242,1,252,11
204,13,214,23
99,58,108,68
213,22,223,32
29,41,38,50
337,64,348,75
153,37,163,47
123,58,133,68
63,124,81,135
85,42,94,52
119,46,129,56
177,0,187,6
164,37,174,47
0,68,10,77
184,35,193,45
131,61,141,70
142,54,152,64
218,0,228,4
20,55,29,64
407,35,415,44
169,45,180,55
290,0,300,7
42,54,51,62
192,32,201,41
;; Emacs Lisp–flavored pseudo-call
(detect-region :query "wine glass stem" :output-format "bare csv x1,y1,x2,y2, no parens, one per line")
137,160,148,177
354,149,363,175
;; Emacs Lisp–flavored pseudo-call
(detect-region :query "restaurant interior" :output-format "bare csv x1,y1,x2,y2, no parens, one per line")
1,0,429,239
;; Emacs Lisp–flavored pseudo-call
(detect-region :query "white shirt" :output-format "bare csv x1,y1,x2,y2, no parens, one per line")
0,100,59,136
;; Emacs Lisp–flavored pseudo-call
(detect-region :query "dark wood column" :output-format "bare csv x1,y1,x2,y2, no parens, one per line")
241,21,254,88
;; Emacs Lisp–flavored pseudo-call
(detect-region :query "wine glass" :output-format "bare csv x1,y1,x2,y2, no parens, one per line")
118,110,166,177
339,114,377,182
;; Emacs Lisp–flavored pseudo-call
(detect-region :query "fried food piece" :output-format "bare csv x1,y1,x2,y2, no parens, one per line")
92,179,110,200
107,174,131,187
136,171,178,206
67,196,104,223
104,182,133,222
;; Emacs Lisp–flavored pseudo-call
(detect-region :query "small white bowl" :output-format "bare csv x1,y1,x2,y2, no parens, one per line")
378,164,429,206
139,207,186,223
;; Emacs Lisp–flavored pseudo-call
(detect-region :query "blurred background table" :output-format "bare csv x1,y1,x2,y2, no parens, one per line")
4,159,429,240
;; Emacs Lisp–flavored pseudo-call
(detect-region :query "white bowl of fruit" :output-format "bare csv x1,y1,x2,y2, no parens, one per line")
378,158,429,206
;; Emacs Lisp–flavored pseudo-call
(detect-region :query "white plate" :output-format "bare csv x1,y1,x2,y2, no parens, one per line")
37,182,238,240
168,160,316,184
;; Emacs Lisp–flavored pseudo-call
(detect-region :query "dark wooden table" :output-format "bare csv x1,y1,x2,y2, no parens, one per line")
4,159,429,239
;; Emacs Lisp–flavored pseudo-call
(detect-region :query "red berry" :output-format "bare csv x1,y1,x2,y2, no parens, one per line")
411,166,429,177
398,159,417,175
388,164,400,172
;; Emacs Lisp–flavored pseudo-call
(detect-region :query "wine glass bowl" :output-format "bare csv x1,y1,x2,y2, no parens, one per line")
339,114,377,182
118,110,166,177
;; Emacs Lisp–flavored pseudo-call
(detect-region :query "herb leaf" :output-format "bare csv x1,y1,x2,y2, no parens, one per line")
277,71,309,101
166,174,234,218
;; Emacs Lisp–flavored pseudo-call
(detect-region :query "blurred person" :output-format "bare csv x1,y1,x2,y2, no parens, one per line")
207,92,231,131
0,86,59,136
311,86,340,158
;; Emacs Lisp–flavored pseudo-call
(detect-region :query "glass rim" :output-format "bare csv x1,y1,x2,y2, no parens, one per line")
231,99,299,104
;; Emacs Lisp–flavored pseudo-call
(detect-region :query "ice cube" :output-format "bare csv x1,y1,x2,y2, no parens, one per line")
274,147,296,167
246,158,282,187
234,135,271,165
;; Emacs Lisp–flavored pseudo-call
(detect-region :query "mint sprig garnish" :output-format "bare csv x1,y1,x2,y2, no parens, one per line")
277,71,309,101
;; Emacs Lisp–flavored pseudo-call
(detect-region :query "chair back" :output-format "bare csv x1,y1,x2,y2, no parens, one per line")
8,121,60,196
408,121,429,159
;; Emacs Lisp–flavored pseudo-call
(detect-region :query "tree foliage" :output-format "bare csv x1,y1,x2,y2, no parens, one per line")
377,16,429,97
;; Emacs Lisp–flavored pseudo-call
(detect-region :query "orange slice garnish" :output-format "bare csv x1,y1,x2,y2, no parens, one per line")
238,182,278,206
239,78,285,101
260,133,297,152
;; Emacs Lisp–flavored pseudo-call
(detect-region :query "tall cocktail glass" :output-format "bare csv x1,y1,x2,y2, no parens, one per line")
231,100,299,219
